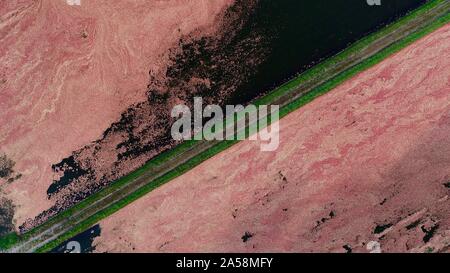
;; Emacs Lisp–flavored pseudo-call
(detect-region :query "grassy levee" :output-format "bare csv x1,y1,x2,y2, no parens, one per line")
1,0,449,252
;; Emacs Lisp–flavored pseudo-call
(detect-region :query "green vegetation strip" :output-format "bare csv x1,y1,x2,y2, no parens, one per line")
1,0,449,252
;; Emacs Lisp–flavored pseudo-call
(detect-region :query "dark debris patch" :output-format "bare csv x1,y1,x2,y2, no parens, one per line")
315,210,336,228
241,232,254,243
406,219,421,230
343,244,352,253
373,223,393,234
421,224,439,243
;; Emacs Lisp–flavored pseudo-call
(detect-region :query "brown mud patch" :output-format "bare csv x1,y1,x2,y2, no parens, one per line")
93,23,450,253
